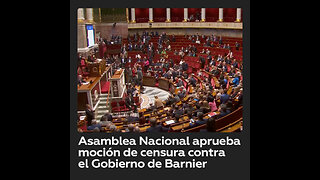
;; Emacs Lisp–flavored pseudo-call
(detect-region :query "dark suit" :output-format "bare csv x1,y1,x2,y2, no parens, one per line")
220,93,230,104
85,108,95,126
189,119,208,128
146,125,169,132
190,77,197,87
173,109,183,119
217,110,231,119
200,56,205,68
182,62,188,71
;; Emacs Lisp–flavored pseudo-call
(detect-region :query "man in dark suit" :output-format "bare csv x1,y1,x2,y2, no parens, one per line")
200,56,206,69
146,118,169,132
189,112,208,128
217,104,231,118
137,68,143,87
85,104,95,127
173,106,183,120
102,113,113,122
182,61,188,72
125,96,133,111
220,89,230,104
172,70,177,80
189,76,197,87
235,42,240,50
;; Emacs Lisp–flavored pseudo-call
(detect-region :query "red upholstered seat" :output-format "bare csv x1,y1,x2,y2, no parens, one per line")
111,101,120,113
119,101,130,112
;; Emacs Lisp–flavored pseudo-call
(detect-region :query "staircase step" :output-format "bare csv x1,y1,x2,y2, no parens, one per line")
98,106,107,110
99,93,109,97
99,97,108,101
99,100,107,104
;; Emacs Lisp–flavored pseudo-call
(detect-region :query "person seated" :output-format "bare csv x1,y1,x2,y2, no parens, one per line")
220,89,230,104
99,115,109,126
189,112,208,128
192,103,203,117
127,115,139,123
139,115,146,125
134,126,140,133
87,120,102,131
92,127,100,132
226,100,234,112
173,94,180,103
231,74,240,87
77,74,86,86
173,105,183,120
109,125,117,132
146,118,169,132
201,101,211,114
209,99,218,112
176,78,184,87
200,117,216,132
126,124,135,132
216,104,231,118
178,89,186,99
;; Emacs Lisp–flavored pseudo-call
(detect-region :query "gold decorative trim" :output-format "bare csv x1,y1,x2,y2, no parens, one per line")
201,19,206,22
235,19,241,22
131,20,136,23
99,8,102,23
183,19,187,22
128,22,243,30
87,19,95,23
78,19,85,23
218,19,223,22
126,8,129,23
165,19,171,22
148,20,154,23
128,26,242,30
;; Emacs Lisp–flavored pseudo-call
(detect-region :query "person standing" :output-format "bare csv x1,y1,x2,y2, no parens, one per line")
154,96,164,108
85,104,95,127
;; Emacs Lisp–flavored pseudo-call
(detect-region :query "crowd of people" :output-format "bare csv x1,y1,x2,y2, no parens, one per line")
98,34,123,45
78,31,243,133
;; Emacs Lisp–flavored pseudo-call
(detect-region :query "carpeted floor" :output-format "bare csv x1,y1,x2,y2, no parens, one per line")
140,86,171,109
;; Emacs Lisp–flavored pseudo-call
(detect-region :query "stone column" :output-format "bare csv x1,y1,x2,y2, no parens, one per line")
201,8,206,22
218,8,223,22
78,8,85,23
131,8,136,23
166,8,171,22
236,8,241,22
183,8,188,22
77,8,86,48
86,8,94,23
149,8,153,22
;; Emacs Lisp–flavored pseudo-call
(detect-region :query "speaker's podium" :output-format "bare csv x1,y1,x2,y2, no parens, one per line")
110,68,126,100
87,59,106,77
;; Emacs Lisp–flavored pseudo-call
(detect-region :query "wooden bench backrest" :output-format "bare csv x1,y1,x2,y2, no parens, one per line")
214,106,243,131
181,123,206,132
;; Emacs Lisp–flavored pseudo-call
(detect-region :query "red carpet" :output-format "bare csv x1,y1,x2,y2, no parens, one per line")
101,81,110,93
